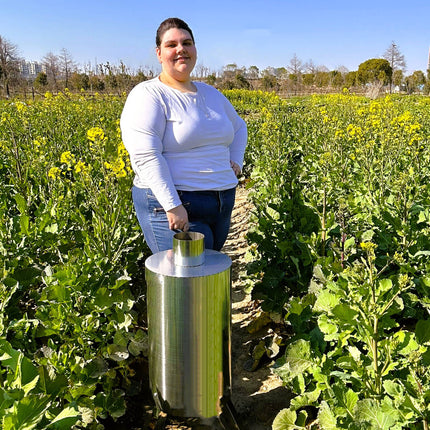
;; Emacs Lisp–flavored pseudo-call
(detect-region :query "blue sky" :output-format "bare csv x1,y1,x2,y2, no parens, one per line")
2,0,429,75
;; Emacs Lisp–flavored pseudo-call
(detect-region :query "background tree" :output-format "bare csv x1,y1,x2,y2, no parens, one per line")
42,52,61,91
288,53,303,94
59,48,77,89
392,69,404,89
357,58,392,85
247,65,260,80
302,72,315,87
261,73,279,91
70,72,89,91
206,74,216,86
344,71,357,88
314,66,330,88
34,72,48,89
424,68,430,95
330,70,344,88
304,59,318,74
89,74,105,92
0,35,22,97
383,41,406,92
222,63,238,80
194,63,210,79
405,70,426,94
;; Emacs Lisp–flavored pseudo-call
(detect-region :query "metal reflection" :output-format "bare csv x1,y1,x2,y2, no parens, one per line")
145,234,232,418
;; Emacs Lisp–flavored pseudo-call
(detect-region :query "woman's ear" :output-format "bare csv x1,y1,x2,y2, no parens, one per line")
156,47,162,64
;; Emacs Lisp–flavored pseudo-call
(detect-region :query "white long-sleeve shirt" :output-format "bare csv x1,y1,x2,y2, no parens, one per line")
120,77,248,211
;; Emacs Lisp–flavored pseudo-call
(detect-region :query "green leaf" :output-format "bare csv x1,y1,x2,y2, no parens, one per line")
2,394,51,430
0,340,39,394
290,388,321,410
100,389,126,419
318,401,337,429
354,399,398,429
47,405,80,429
45,284,69,302
13,194,27,214
107,344,129,362
313,290,340,313
361,230,374,241
95,287,115,309
392,331,419,356
83,357,108,378
19,215,30,235
38,367,68,397
383,380,404,398
378,278,393,294
127,329,148,357
332,303,358,322
273,340,314,381
415,320,430,344
317,314,338,339
422,348,430,366
272,408,300,430
44,223,58,233
344,236,356,250
333,385,359,416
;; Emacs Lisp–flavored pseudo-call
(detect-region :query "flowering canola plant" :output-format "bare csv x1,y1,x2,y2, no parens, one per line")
225,90,430,430
0,91,147,428
2,89,430,428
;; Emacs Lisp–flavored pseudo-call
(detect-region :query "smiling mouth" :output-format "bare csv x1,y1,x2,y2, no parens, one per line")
175,56,189,62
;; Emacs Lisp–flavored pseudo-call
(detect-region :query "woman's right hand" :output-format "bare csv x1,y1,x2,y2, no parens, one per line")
166,204,189,231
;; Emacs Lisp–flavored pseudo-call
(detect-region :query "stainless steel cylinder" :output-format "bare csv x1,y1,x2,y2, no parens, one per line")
145,232,232,418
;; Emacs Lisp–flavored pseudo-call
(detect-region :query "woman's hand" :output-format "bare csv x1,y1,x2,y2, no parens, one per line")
230,160,241,177
166,204,189,231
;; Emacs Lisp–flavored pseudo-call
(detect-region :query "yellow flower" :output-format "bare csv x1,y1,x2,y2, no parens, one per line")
104,158,127,178
33,139,42,153
60,151,76,165
360,242,377,252
117,141,128,157
15,102,27,113
74,160,89,174
87,127,106,142
48,167,61,179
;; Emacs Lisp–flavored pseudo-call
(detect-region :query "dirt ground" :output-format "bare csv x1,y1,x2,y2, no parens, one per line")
221,183,292,429
105,184,291,430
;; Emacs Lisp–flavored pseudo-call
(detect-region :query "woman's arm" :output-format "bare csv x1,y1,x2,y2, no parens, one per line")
120,84,183,212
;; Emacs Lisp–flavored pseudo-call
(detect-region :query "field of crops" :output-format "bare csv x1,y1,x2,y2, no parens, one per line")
1,89,430,429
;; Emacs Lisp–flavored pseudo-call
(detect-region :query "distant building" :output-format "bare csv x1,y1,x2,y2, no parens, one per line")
428,47,430,71
20,60,44,78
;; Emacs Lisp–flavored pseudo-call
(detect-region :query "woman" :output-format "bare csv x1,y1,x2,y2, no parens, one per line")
120,17,247,253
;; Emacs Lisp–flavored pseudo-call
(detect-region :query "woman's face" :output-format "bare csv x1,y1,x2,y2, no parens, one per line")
156,27,197,82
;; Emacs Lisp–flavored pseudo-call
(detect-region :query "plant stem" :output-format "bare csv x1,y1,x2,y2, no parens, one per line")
372,316,381,395
321,185,327,257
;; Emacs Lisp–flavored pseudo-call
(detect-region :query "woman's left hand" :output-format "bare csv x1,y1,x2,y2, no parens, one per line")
230,160,241,177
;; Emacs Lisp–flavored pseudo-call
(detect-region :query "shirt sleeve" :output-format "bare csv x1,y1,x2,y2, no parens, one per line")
222,94,248,169
120,84,182,211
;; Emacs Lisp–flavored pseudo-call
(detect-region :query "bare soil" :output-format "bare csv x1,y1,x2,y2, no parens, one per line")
105,184,291,430
221,183,292,429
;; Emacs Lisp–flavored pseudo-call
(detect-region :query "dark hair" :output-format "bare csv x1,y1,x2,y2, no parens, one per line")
156,17,195,47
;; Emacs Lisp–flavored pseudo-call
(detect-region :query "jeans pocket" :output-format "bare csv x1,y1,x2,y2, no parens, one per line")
145,192,166,217
177,191,192,216
153,206,165,215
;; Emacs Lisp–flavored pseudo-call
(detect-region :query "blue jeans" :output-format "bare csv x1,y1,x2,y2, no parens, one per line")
132,186,236,253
